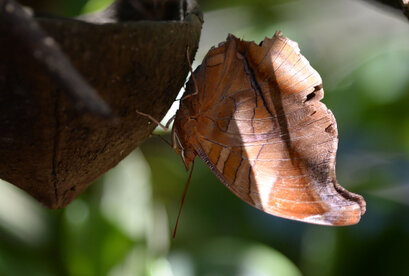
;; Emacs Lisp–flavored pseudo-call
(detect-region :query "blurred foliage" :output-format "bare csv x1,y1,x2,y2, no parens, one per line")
1,0,409,275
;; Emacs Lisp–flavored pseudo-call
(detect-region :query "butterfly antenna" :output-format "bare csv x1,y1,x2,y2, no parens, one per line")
173,160,195,239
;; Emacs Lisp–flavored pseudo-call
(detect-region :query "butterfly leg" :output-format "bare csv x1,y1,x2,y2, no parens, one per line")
135,111,176,131
136,111,177,148
152,133,173,147
171,123,178,149
165,114,176,129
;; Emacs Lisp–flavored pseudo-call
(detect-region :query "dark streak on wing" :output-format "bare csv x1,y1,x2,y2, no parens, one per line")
241,53,278,133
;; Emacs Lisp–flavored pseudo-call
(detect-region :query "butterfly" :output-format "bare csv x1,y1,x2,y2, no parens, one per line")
140,31,366,229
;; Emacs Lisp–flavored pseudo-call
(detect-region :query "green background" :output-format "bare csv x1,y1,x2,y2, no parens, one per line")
1,0,409,275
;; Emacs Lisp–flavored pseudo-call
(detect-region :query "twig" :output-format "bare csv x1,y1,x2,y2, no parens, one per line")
0,0,113,117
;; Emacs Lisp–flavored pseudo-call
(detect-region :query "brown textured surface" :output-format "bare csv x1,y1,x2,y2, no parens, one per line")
0,4,202,208
174,32,366,225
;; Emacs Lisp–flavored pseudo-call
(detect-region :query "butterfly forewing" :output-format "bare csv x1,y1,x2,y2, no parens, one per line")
175,31,365,226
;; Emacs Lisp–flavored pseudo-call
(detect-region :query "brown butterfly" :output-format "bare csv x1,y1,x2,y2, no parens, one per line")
140,31,366,228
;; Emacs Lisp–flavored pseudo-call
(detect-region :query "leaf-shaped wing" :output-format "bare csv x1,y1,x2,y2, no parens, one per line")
180,32,365,225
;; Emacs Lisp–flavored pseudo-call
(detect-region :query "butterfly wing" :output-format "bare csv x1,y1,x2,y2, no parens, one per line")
189,32,365,225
